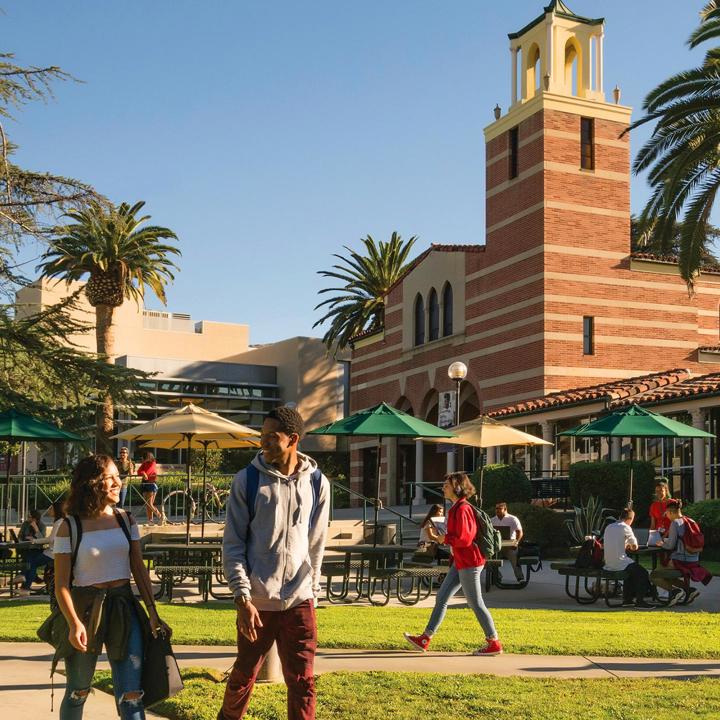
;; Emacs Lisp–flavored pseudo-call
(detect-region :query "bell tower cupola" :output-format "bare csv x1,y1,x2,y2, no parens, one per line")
509,0,605,105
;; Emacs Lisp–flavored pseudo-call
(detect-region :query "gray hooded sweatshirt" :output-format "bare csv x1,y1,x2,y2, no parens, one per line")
223,452,330,611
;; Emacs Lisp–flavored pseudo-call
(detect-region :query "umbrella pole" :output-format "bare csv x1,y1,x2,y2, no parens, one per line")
185,435,192,544
628,440,634,510
201,441,209,539
374,436,382,547
4,451,10,540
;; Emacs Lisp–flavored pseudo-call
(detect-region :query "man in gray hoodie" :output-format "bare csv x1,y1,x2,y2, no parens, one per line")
218,406,330,720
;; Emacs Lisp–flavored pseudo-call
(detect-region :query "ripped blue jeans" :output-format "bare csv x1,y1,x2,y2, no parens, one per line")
61,606,145,720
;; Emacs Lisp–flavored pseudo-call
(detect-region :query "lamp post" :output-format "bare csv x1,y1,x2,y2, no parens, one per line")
448,361,468,426
447,361,467,472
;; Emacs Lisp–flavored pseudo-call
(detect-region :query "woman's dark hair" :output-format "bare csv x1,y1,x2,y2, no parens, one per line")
142,451,155,462
65,454,115,517
50,499,66,519
420,504,444,528
445,472,476,499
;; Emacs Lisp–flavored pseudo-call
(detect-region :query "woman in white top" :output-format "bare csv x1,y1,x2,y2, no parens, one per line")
54,454,169,720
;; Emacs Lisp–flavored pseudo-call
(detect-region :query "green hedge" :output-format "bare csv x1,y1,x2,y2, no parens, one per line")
569,461,655,523
505,502,569,554
472,464,532,510
684,499,720,550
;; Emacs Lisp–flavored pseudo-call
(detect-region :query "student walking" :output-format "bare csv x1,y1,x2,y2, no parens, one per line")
219,406,330,720
403,472,502,656
137,451,162,524
53,454,170,719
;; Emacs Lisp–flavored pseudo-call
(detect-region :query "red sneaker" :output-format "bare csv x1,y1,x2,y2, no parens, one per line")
403,632,431,652
472,638,503,656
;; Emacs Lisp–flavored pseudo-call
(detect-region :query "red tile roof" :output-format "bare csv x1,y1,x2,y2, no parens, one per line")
632,252,720,274
487,369,691,418
612,372,720,408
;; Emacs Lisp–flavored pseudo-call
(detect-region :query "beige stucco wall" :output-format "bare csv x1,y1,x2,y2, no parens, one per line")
234,338,348,452
15,279,250,361
401,251,466,351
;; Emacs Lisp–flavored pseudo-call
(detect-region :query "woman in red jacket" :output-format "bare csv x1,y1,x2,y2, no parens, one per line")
137,451,162,524
404,472,502,656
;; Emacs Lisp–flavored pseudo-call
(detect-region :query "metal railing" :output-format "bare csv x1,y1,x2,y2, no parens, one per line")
329,479,420,545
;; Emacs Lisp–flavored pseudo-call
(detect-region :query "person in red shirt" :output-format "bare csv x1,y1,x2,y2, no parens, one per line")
403,472,502,656
137,451,163,524
648,480,672,545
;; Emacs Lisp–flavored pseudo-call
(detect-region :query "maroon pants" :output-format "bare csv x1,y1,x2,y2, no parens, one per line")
219,599,317,720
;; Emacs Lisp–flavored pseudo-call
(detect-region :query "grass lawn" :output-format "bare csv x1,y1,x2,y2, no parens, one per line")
7,601,720,658
93,669,720,720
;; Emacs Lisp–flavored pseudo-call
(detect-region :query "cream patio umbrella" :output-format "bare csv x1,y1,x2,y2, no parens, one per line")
141,434,261,536
113,403,260,541
420,415,552,503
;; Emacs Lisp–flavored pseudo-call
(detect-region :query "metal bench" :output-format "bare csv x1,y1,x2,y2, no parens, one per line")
152,563,214,601
492,554,542,590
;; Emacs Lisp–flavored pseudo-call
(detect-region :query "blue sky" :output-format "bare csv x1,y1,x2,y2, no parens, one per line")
6,1,708,344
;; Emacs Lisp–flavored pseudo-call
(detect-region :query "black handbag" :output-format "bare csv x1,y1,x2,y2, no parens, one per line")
141,629,184,708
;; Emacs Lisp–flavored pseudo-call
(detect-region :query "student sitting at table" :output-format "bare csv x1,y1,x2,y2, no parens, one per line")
603,507,654,609
652,499,712,606
491,502,524,582
13,508,51,596
648,479,672,546
413,504,447,562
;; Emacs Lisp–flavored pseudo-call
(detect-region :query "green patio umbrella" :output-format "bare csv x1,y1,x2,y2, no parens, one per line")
558,404,714,507
308,402,455,545
0,409,82,538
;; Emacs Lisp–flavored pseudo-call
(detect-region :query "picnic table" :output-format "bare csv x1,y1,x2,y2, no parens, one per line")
489,540,542,591
0,539,50,597
144,542,229,601
322,544,437,606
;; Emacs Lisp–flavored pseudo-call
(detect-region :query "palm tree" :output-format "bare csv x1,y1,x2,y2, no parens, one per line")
37,200,180,452
628,1,720,289
314,232,417,355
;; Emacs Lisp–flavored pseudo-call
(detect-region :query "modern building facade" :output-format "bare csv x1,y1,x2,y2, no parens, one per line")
348,2,720,505
15,278,347,465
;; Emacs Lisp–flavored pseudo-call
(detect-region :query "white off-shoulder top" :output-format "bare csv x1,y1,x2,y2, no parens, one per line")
54,523,140,587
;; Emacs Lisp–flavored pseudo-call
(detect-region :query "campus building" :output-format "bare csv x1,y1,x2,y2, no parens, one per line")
348,2,720,505
15,278,348,466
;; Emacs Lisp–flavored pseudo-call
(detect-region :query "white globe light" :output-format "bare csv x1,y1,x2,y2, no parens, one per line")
448,361,468,381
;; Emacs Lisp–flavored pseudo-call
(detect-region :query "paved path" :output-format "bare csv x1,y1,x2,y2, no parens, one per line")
4,642,719,719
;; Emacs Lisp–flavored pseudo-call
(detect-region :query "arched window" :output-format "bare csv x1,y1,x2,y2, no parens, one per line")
442,283,453,336
414,294,425,346
526,43,541,99
565,39,581,96
428,288,439,341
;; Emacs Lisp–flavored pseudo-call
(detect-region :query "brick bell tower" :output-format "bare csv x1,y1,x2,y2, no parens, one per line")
479,1,636,406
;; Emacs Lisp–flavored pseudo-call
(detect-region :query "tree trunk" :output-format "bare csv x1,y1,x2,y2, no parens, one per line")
95,304,116,455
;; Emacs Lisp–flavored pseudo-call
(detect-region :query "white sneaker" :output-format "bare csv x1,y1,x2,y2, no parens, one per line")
667,588,684,607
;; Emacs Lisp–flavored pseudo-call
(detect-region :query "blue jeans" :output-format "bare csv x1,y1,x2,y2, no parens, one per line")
118,485,128,508
61,606,146,720
21,550,51,589
425,564,498,640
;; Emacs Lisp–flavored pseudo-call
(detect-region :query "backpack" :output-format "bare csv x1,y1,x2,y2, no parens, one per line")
575,537,604,569
244,464,324,530
468,504,502,560
682,517,705,554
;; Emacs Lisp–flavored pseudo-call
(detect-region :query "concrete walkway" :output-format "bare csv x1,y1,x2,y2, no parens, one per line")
4,642,719,719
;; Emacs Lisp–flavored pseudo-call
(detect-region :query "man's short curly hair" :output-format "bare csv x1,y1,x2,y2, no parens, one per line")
267,406,305,437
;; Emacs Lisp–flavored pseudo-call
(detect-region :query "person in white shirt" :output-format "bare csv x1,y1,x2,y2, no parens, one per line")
491,503,524,582
602,508,653,609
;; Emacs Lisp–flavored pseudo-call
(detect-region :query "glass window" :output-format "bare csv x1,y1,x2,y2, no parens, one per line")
414,294,425,346
442,283,453,336
508,126,519,179
581,117,595,170
583,316,594,355
428,288,439,341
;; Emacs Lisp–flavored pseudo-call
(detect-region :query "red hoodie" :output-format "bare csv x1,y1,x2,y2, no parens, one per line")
444,498,484,570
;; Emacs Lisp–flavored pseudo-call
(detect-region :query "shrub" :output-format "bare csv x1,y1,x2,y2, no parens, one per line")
569,461,655,523
684,499,720,550
506,502,568,553
472,464,532,510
